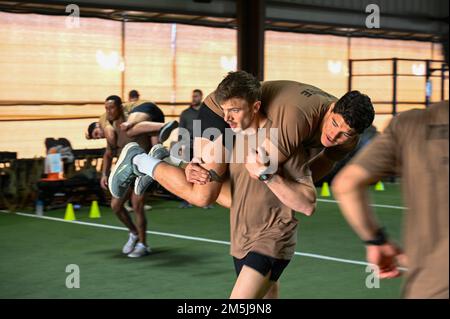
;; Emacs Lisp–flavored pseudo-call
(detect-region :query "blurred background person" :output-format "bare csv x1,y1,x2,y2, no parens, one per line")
177,89,213,209
332,99,449,298
332,35,449,299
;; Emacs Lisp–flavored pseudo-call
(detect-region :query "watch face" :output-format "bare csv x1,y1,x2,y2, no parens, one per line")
259,174,270,181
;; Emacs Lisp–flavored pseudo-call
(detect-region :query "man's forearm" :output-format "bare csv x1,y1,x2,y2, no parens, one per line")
102,152,113,177
265,175,316,215
216,179,231,208
332,166,381,241
334,187,380,240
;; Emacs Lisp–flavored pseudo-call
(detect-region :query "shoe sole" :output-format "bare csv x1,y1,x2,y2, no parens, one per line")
123,248,136,254
122,241,138,254
108,142,139,198
127,250,151,258
159,121,179,143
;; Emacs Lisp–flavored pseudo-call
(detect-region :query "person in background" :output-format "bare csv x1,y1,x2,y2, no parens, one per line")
100,95,153,258
332,34,449,299
177,89,213,209
128,89,140,102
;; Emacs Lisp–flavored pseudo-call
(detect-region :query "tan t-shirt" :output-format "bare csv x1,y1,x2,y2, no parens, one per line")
230,142,312,260
206,81,358,260
351,101,449,299
260,81,358,161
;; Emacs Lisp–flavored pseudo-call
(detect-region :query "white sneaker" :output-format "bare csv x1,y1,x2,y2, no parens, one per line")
124,203,152,212
124,201,133,213
127,242,151,258
122,233,138,254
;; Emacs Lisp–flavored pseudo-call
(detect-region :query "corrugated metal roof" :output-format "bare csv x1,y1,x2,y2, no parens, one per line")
0,0,447,41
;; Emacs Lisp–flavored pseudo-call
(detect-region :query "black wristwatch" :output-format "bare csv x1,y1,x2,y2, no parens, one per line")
258,173,274,182
364,228,388,246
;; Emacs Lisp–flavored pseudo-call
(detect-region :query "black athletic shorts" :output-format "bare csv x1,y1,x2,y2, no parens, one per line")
129,102,165,123
196,102,233,151
233,251,291,282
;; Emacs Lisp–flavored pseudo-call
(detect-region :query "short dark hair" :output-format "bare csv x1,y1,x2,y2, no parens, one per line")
193,89,203,96
215,71,261,105
128,90,140,100
105,95,122,107
333,91,375,134
87,122,98,139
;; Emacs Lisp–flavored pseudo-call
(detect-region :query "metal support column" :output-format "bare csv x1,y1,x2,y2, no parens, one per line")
392,58,398,115
237,0,265,80
440,63,446,101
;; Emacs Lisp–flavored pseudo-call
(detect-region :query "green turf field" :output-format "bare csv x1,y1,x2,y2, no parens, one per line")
0,183,405,299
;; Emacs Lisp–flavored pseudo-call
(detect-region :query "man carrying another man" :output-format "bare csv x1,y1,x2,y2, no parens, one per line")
108,71,375,296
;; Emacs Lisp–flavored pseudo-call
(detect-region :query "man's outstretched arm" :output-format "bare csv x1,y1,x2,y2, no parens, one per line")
332,164,404,279
332,164,382,240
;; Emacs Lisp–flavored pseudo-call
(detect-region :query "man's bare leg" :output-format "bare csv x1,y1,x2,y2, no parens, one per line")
131,192,147,245
121,112,165,137
125,122,166,137
135,137,229,207
263,282,279,299
230,266,274,299
110,137,228,206
111,192,137,235
152,162,225,207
